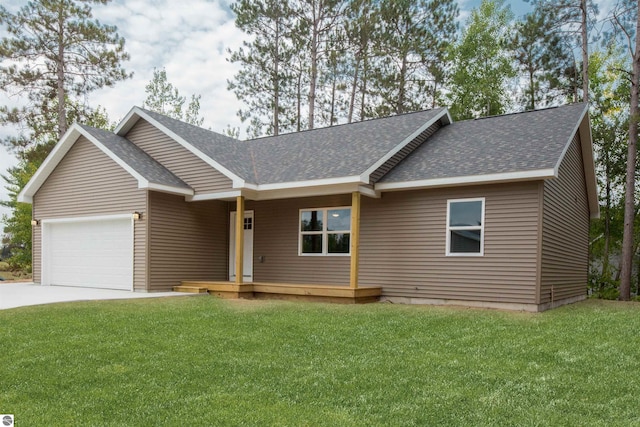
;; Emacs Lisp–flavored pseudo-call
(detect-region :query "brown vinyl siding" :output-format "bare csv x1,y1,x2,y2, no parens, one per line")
148,191,228,291
247,195,352,284
359,183,541,304
32,136,147,290
246,185,540,303
540,134,589,303
369,121,442,184
125,119,233,193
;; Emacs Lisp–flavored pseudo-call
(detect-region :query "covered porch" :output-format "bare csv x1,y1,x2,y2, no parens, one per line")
173,191,382,304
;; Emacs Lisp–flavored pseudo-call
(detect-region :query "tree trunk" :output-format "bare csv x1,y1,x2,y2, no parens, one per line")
308,9,319,130
529,64,535,110
273,15,280,136
619,0,640,300
330,72,336,125
397,54,407,114
603,153,611,280
360,54,368,121
296,67,303,132
580,0,589,103
56,7,67,139
348,55,360,123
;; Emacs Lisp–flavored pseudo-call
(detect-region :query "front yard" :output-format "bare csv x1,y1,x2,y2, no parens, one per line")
1,297,638,426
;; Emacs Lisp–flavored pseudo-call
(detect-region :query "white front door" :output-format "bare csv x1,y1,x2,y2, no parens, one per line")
229,211,254,282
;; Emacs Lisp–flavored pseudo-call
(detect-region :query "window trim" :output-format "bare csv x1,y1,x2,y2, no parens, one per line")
299,206,351,256
446,197,485,257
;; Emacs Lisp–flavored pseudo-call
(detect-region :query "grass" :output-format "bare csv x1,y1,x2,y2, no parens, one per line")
1,297,639,426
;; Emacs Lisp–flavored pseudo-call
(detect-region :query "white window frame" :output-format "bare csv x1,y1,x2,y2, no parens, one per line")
446,197,485,256
299,206,351,256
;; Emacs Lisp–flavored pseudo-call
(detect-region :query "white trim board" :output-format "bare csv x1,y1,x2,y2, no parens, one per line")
375,169,556,192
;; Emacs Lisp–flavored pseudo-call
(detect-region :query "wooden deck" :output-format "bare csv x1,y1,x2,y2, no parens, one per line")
174,281,382,304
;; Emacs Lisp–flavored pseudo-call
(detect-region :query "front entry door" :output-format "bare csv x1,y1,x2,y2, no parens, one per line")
229,211,254,282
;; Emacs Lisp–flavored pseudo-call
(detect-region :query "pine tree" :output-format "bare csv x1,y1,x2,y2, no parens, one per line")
0,0,129,271
228,0,295,137
0,0,130,146
511,9,575,110
374,0,458,116
292,0,348,129
525,0,598,103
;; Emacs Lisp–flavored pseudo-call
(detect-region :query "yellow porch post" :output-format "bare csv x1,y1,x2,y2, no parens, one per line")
235,195,245,284
350,191,361,289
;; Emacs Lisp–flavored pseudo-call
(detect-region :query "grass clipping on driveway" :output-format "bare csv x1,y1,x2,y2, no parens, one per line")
1,298,638,426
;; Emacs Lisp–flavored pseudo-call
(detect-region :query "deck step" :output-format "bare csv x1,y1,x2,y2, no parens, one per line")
173,285,209,294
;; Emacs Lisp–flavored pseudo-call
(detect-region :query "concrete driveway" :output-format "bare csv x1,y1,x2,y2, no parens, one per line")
0,282,197,310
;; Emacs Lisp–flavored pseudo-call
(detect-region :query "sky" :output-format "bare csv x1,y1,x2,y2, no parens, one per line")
0,0,614,221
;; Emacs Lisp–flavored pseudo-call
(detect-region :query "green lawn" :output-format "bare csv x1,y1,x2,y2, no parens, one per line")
1,297,638,426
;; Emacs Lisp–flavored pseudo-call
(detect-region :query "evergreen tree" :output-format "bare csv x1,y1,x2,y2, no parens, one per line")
143,68,204,126
227,0,295,136
0,0,130,146
343,0,378,122
511,9,575,110
447,0,515,120
525,0,598,103
292,0,348,129
374,0,458,116
0,0,130,271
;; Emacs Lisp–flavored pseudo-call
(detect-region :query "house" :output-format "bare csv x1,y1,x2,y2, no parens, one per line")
18,103,598,311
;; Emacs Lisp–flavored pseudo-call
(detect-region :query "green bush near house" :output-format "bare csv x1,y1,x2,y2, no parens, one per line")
1,298,639,426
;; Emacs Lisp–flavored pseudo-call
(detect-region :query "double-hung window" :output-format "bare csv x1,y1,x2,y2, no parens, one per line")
446,198,485,256
299,207,351,255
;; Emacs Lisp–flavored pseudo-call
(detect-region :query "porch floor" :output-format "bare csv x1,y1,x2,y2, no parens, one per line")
174,281,382,304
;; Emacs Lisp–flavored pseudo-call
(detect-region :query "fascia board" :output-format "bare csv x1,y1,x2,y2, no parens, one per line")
146,183,194,196
375,169,556,192
248,175,364,191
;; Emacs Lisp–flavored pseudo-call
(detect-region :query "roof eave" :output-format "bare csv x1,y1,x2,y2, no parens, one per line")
375,169,556,192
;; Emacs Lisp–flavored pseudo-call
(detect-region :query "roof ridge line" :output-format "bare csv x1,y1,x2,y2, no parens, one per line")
246,108,444,142
471,103,585,121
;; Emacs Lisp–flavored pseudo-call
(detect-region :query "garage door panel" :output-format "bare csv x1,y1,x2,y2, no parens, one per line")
45,217,133,290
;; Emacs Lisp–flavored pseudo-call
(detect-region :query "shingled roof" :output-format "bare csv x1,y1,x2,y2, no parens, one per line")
19,102,594,211
135,107,448,185
80,125,190,190
379,103,588,183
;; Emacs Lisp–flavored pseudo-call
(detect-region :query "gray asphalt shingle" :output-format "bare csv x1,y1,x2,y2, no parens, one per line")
80,125,191,190
379,103,588,183
139,109,256,181
139,108,446,185
246,109,446,183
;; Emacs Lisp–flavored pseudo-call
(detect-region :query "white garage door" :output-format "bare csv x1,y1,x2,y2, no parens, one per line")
43,216,133,290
